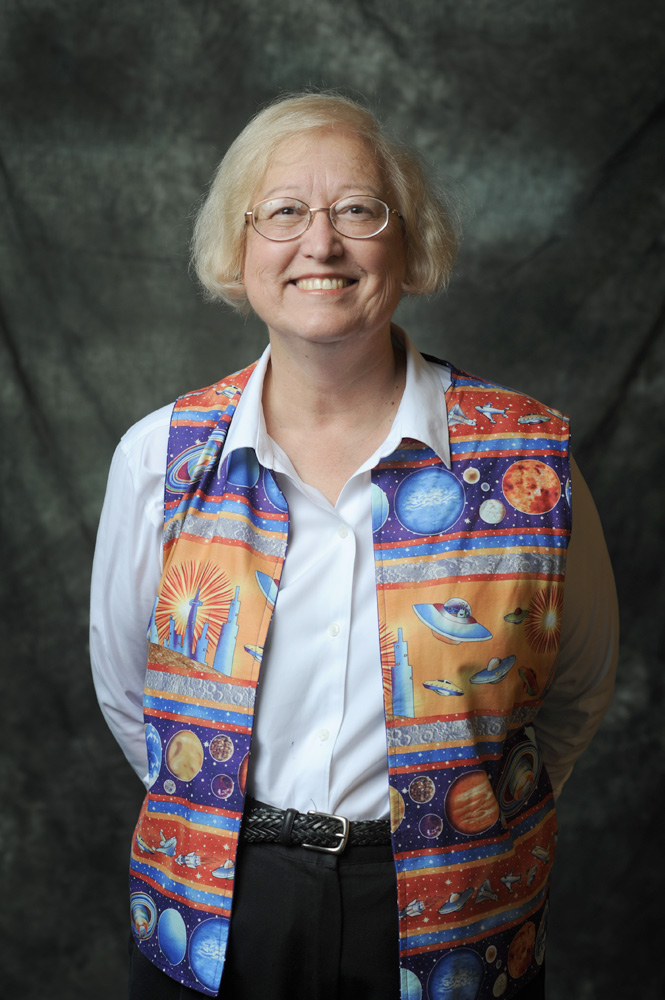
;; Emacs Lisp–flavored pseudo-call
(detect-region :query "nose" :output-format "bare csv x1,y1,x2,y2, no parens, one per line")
300,207,344,260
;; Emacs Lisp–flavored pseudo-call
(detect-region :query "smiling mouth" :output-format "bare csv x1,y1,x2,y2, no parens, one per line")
293,277,356,290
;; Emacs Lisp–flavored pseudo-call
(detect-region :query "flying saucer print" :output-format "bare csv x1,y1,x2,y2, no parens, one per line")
413,598,492,644
469,654,516,685
255,571,278,607
423,678,464,696
130,892,157,940
497,741,541,817
502,460,561,514
394,467,465,535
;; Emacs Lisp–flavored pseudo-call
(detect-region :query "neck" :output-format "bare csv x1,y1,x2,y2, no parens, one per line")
263,324,405,429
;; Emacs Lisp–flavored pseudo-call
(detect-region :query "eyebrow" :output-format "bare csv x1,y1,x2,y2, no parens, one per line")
258,184,383,200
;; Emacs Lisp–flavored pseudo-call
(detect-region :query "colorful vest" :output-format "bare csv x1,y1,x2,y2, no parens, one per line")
129,355,571,999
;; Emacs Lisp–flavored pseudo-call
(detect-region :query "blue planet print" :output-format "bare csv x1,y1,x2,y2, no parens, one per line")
263,469,288,511
158,908,187,966
427,949,483,1000
189,917,230,991
395,468,464,535
401,967,423,999
227,447,260,488
145,724,162,788
371,483,390,532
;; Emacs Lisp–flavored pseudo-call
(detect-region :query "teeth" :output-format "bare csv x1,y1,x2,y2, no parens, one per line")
295,277,351,290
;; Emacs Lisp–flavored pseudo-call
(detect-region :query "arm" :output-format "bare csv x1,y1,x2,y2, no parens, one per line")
89,407,171,785
532,455,619,799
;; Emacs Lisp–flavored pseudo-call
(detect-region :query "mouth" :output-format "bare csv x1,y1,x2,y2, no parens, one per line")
292,277,356,291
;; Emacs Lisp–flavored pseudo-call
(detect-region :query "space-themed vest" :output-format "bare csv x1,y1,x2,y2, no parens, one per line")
129,354,571,999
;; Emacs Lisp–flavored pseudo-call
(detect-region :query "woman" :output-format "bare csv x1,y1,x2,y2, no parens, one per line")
91,93,618,1000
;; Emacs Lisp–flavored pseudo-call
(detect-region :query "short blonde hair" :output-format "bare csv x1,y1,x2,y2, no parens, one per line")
192,92,460,312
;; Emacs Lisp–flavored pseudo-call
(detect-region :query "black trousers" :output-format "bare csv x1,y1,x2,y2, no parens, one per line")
128,841,546,999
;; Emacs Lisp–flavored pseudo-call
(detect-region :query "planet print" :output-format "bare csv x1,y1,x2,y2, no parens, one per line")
238,753,249,795
263,469,288,511
158,908,187,966
189,917,230,991
419,813,443,839
371,483,390,532
535,903,548,966
409,775,436,803
166,730,204,782
165,440,219,494
507,922,536,978
485,945,497,963
389,786,406,832
400,967,422,999
130,892,157,940
394,467,465,535
211,773,234,800
445,771,499,835
209,734,234,763
497,742,541,817
492,972,508,997
163,779,176,794
427,948,484,1000
502,461,561,515
226,447,260,487
145,723,162,788
479,499,506,524
463,467,480,484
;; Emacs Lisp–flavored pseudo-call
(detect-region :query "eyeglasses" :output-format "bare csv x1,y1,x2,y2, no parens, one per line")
244,196,402,241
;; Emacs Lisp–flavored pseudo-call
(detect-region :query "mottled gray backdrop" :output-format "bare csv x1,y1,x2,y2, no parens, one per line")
1,1,663,997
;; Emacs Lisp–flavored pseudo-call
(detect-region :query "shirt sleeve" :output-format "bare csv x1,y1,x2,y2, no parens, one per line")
532,455,619,799
89,408,171,785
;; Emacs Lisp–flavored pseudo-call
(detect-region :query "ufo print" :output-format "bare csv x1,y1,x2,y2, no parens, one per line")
413,598,492,644
469,654,516,685
255,571,278,607
423,678,464,696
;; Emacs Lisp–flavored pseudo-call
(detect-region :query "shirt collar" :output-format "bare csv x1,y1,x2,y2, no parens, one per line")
222,326,452,471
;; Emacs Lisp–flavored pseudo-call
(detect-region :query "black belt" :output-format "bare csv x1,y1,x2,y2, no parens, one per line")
242,798,391,855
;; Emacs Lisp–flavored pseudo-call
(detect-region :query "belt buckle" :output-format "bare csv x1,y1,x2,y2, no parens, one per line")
303,810,350,855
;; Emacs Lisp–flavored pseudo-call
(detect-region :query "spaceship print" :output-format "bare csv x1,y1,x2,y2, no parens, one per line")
413,598,492,644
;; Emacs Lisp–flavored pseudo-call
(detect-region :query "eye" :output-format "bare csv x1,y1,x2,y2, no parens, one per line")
257,198,308,222
335,197,385,222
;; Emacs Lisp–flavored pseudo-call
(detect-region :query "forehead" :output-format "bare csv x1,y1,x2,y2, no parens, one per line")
253,130,386,201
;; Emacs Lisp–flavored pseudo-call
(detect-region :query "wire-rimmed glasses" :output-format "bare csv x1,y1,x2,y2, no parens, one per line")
244,196,402,241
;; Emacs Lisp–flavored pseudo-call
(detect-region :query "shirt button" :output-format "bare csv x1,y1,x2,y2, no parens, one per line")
328,623,340,637
318,728,330,742
337,524,349,539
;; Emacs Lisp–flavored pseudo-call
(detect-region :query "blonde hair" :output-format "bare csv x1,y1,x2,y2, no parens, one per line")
192,92,461,312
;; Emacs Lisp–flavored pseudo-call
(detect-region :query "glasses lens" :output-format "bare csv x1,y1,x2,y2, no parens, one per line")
252,198,309,240
331,197,389,238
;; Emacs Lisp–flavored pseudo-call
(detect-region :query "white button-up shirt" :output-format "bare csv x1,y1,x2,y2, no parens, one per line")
90,334,618,818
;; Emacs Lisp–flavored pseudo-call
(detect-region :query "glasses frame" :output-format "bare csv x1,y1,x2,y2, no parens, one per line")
244,196,403,242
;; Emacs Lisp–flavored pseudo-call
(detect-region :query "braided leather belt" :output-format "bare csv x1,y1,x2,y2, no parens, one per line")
242,798,391,855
